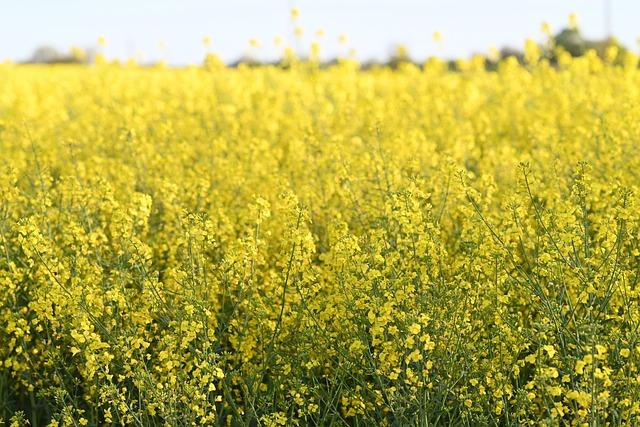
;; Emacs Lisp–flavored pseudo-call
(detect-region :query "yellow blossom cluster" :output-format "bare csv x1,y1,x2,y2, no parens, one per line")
1,47,640,425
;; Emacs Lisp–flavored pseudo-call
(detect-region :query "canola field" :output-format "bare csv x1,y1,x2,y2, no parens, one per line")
2,51,640,426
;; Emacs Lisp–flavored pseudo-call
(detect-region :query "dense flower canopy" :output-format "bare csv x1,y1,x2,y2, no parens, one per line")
1,51,640,425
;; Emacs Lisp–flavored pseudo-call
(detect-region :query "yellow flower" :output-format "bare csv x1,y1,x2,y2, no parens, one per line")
408,323,421,335
567,390,591,408
568,13,579,30
543,345,556,359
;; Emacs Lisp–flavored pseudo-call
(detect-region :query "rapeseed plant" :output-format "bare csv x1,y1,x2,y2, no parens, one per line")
0,37,640,426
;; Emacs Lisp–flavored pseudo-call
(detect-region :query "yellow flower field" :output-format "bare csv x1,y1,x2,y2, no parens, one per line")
1,51,640,425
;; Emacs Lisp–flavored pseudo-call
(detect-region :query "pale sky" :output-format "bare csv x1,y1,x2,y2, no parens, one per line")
1,0,638,65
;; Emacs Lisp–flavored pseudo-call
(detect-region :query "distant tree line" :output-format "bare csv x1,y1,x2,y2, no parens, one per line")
24,46,95,64
24,27,627,68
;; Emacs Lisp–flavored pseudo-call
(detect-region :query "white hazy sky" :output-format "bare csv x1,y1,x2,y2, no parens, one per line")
1,0,638,65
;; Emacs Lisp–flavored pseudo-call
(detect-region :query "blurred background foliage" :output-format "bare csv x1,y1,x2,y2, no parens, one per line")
24,27,630,70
